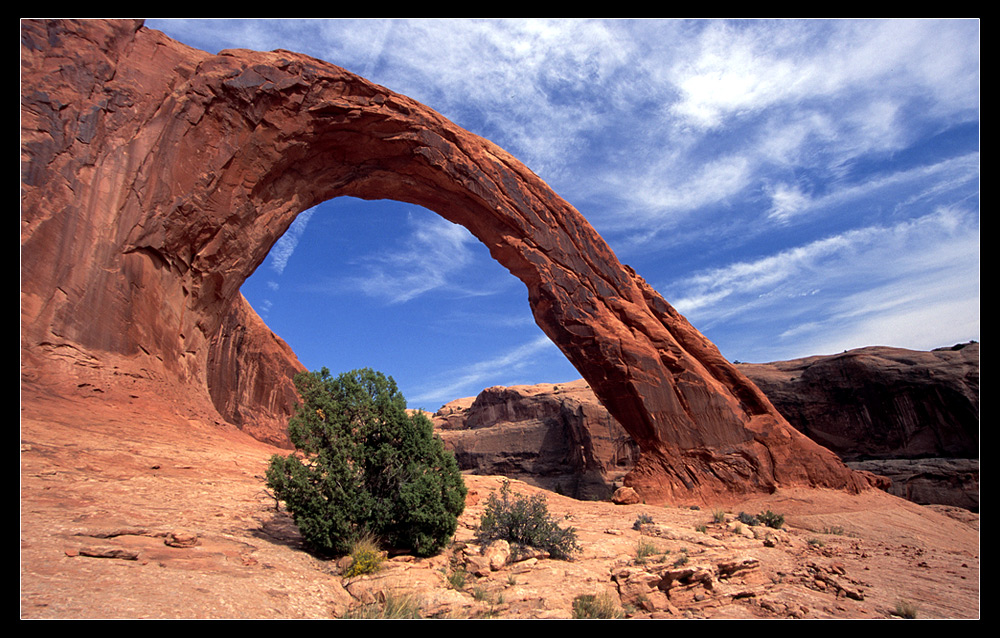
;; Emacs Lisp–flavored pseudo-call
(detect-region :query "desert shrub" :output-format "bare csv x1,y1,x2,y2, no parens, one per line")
894,599,918,619
737,511,759,526
475,479,579,559
757,510,785,529
445,565,467,590
344,593,422,619
572,593,624,619
342,534,385,578
632,513,654,530
472,585,490,602
634,537,661,564
266,368,467,558
712,509,727,523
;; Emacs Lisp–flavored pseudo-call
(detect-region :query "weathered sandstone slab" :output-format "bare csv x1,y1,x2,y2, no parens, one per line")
21,19,871,502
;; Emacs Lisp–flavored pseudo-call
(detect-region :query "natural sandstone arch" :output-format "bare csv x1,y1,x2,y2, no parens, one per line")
21,20,874,503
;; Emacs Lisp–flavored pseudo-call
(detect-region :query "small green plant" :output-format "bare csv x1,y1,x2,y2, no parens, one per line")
672,553,689,567
733,522,744,534
475,479,580,559
472,585,490,602
757,510,785,529
894,599,918,619
341,534,385,578
689,505,701,511
446,565,467,590
634,537,661,564
737,511,759,526
343,593,422,619
632,513,654,530
823,525,847,536
506,574,517,586
807,537,825,547
712,509,727,523
695,524,708,533
572,592,624,619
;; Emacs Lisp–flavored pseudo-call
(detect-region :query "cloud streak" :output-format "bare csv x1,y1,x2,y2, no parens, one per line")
346,214,483,304
268,209,315,275
407,335,561,407
668,206,979,360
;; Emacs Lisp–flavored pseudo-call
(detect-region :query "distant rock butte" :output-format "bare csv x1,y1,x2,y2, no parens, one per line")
435,344,979,508
434,380,640,500
736,343,979,461
21,19,873,503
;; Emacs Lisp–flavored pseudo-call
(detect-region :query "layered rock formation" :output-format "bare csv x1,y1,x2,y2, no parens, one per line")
21,19,872,503
736,343,979,461
206,295,304,447
435,380,640,500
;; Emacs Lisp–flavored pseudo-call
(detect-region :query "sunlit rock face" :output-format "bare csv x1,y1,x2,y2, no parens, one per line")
21,19,874,503
434,380,640,501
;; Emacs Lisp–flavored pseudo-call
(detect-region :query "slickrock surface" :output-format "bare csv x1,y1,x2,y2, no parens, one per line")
21,19,871,502
20,389,978,619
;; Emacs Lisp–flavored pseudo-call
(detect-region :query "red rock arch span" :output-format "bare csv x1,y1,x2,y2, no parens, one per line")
21,20,873,503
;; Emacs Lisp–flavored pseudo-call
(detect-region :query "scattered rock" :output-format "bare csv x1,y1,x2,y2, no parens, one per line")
612,487,641,505
482,540,511,571
78,547,140,561
164,530,200,548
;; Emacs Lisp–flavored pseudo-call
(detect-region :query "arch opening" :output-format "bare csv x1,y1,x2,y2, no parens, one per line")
238,196,581,410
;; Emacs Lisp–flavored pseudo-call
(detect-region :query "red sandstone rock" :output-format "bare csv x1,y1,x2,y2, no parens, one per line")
737,343,979,460
434,380,639,499
20,19,871,502
435,343,978,508
206,295,304,447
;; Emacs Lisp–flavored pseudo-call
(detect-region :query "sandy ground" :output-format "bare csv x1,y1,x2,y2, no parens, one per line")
20,389,979,619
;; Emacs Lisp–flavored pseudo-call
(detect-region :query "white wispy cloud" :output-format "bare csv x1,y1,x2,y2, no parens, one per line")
764,153,980,224
348,214,481,304
268,208,315,275
668,206,979,360
407,334,560,407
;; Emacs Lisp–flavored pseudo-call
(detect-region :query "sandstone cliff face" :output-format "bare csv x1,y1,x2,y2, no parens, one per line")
737,343,979,461
206,295,304,447
21,19,871,503
435,380,640,500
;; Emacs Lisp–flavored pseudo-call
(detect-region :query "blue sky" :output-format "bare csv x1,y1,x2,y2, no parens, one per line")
146,19,980,410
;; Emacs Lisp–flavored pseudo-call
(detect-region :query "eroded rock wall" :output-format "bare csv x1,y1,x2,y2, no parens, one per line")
737,343,979,460
435,380,640,500
436,344,978,508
